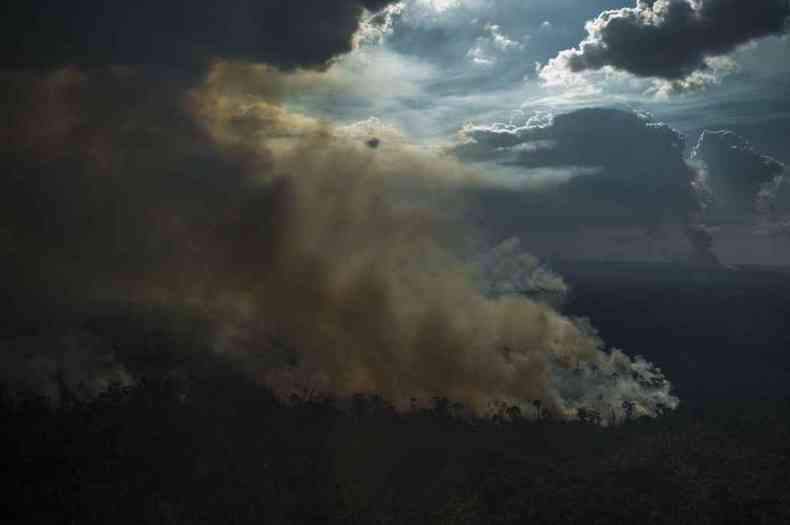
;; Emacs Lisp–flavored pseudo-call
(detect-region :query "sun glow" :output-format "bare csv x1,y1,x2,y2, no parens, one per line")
420,0,461,12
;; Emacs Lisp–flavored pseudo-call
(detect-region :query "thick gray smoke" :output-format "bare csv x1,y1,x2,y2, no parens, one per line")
473,238,569,303
0,332,133,406
545,0,790,81
0,63,678,419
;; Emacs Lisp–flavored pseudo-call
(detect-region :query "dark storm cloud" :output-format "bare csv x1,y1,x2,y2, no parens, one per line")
456,108,699,231
691,129,786,216
453,108,723,264
549,0,790,80
0,0,396,71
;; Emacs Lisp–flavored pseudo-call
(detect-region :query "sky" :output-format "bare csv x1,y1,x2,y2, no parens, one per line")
1,1,789,416
263,0,790,266
294,1,789,142
3,1,788,265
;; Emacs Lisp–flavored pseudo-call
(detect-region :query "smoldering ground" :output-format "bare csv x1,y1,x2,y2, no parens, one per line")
0,62,678,420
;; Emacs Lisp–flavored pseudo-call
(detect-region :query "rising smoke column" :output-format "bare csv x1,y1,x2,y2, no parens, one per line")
0,5,678,419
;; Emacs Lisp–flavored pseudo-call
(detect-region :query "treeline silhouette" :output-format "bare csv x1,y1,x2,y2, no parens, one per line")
4,263,790,524
3,369,789,524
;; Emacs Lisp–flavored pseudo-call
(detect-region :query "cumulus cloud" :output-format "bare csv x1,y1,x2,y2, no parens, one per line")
294,1,638,141
451,107,730,264
691,129,786,216
466,23,523,66
0,0,398,71
380,0,623,77
456,108,699,229
545,0,789,85
386,1,526,69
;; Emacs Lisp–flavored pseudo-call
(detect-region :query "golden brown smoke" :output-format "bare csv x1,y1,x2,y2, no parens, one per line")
1,63,677,419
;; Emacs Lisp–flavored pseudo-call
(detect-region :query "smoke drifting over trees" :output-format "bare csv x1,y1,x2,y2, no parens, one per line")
0,3,681,419
0,63,678,418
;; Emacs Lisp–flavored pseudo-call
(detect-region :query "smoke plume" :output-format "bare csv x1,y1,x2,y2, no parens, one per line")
473,238,569,302
0,63,679,419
